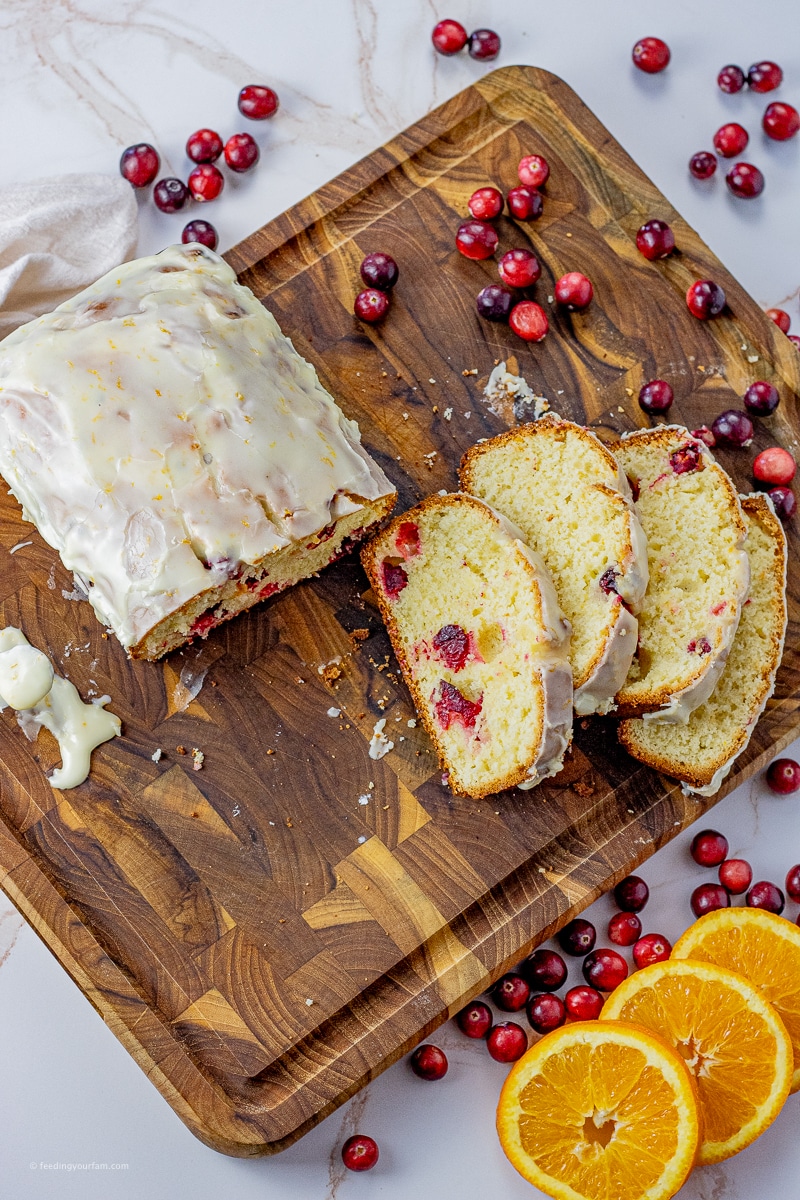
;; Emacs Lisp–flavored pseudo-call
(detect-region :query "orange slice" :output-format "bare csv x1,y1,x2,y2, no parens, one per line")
496,1020,699,1200
673,907,800,1092
602,959,792,1163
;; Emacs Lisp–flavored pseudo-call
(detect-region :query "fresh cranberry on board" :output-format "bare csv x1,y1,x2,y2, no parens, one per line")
153,178,189,213
747,881,785,914
638,380,673,415
506,186,543,220
431,19,468,55
182,220,218,250
360,252,399,291
557,918,597,957
717,64,746,93
186,128,223,164
224,133,259,172
341,1135,379,1171
689,151,718,180
608,912,642,947
636,219,675,260
763,102,800,141
518,154,550,189
614,875,649,912
354,289,390,322
238,84,279,119
498,248,541,289
726,162,765,199
493,972,531,1012
747,60,783,92
766,757,800,793
410,1044,448,1080
526,993,566,1034
766,308,791,334
564,986,603,1021
753,447,796,487
188,163,224,202
521,948,567,991
719,858,753,895
691,829,729,866
468,186,503,220
468,29,501,61
509,301,549,342
486,1022,527,1062
476,284,514,322
743,381,780,416
686,280,726,319
632,933,672,969
691,883,731,917
769,486,797,519
713,123,749,157
712,409,753,447
455,1000,493,1038
582,948,628,991
119,143,160,188
455,220,498,260
555,272,593,312
632,37,670,74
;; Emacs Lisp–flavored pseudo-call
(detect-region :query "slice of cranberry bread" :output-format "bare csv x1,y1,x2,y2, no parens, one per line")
460,415,648,716
619,494,787,794
361,493,573,798
611,426,750,722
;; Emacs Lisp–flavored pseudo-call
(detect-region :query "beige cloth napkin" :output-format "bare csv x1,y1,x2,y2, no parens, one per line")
0,173,137,338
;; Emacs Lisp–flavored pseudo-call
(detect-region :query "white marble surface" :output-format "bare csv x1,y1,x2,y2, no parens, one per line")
1,1,799,1197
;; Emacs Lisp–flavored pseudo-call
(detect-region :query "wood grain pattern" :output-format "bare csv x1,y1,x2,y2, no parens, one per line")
1,65,800,1155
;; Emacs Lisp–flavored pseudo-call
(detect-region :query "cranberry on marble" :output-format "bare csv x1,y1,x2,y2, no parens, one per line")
456,219,498,260
487,1022,527,1062
521,948,567,991
747,880,785,914
765,757,800,793
456,1000,493,1038
711,409,753,447
498,248,541,289
564,985,603,1021
558,918,597,957
614,875,649,912
476,284,514,321
225,133,259,172
608,912,642,946
786,865,800,903
360,252,399,291
342,1135,379,1171
120,142,160,188
691,883,730,917
636,219,675,261
582,948,628,991
743,381,780,416
410,1044,448,1080
690,151,718,180
182,219,218,250
238,85,279,120
638,380,673,415
506,186,543,221
754,447,796,486
518,155,550,189
719,858,753,895
153,177,189,213
747,60,783,93
632,37,671,74
526,993,566,1034
432,19,468,55
769,486,797,519
494,972,530,1012
186,128,223,164
354,288,390,322
555,272,593,312
686,280,726,319
632,933,672,969
468,187,503,220
763,102,800,141
188,163,224,202
766,308,791,334
468,29,501,61
713,123,749,158
726,162,765,199
718,64,746,94
691,829,729,866
790,336,800,350
509,301,548,342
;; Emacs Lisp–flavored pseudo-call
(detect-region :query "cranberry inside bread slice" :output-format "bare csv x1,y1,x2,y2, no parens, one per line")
460,415,648,715
611,426,749,722
361,493,573,798
619,494,787,793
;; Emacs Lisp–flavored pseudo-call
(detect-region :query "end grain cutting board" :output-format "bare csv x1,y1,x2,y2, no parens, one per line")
1,66,799,1155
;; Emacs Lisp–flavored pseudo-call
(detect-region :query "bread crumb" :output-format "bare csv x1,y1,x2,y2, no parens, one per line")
319,660,342,683
462,368,478,376
573,779,596,798
176,745,187,755
191,747,204,771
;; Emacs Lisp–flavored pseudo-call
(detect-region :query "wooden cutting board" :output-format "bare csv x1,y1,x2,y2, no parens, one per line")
1,65,799,1157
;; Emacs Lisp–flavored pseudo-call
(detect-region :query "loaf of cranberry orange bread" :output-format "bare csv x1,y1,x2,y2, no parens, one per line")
361,493,573,798
460,415,648,716
619,494,786,794
0,243,396,660
610,426,749,722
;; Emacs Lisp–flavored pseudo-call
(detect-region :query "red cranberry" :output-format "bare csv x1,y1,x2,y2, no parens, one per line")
766,308,791,334
380,559,407,598
718,64,746,94
558,918,597,957
186,128,223,164
153,177,189,213
608,912,642,947
509,301,548,342
456,1000,493,1038
747,61,783,93
687,637,712,655
691,882,731,917
468,29,501,61
555,272,593,312
692,426,716,448
224,133,259,173
636,219,675,261
747,880,785,914
632,37,671,74
765,757,800,793
493,972,531,1012
614,875,649,912
726,162,765,199
763,102,800,141
498,248,541,289
690,151,718,180
754,447,796,486
743,381,780,416
238,85,279,120
582,948,628,992
468,187,503,220
711,409,753,447
713,123,749,158
719,858,753,895
564,985,604,1021
432,624,470,672
188,163,224,202
686,280,726,319
181,219,218,250
119,143,160,188
790,336,800,350
786,865,800,903
769,486,797,519
526,993,566,1034
487,1022,527,1062
476,284,514,321
638,380,673,415
599,568,620,596
506,186,543,221
691,829,729,867
522,948,567,992
455,219,498,260
360,252,399,291
632,932,672,969
518,155,550,189
410,1043,448,1080
342,1134,379,1171
354,288,390,323
435,681,482,730
431,18,468,55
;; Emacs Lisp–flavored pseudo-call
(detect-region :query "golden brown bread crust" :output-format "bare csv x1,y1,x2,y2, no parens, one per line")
360,492,551,798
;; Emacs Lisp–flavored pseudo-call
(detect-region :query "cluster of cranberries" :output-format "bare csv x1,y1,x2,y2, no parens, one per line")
431,20,500,62
119,84,279,250
353,252,400,323
688,60,798,199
